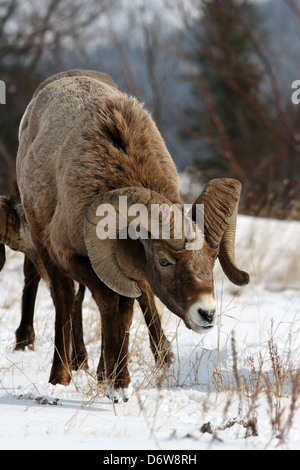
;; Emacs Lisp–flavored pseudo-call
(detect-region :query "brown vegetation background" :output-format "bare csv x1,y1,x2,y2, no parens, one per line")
0,0,299,219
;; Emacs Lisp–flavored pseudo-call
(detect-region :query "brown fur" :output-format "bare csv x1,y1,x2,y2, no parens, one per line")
32,69,117,99
14,256,88,372
15,70,246,395
0,195,20,251
0,191,172,371
16,72,208,389
15,73,181,389
0,191,89,365
17,76,180,267
1,71,173,395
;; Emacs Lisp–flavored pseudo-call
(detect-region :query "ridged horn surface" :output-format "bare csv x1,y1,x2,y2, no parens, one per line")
218,204,250,286
0,196,20,252
84,187,186,297
192,178,249,286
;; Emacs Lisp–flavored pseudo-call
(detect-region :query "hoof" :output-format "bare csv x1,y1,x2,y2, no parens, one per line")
49,367,71,386
107,384,133,403
15,326,35,351
14,340,34,351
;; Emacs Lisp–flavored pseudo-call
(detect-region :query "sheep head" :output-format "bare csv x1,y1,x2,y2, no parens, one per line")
84,178,249,333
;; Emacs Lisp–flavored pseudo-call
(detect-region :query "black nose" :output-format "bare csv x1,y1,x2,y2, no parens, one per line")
198,308,215,323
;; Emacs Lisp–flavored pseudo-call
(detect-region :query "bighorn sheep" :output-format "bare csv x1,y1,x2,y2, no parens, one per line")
0,70,173,372
9,69,249,401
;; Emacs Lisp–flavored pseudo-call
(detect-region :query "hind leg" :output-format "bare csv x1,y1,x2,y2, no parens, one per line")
95,290,134,402
33,246,76,386
15,256,40,351
48,268,75,386
71,284,89,371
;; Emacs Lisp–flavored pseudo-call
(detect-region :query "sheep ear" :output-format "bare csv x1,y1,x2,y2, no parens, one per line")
0,244,5,272
192,178,249,286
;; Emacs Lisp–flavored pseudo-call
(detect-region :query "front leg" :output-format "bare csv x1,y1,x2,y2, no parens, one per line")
51,254,134,400
137,281,174,367
34,245,75,386
71,284,89,371
48,269,75,386
15,256,40,351
94,289,134,402
49,270,75,385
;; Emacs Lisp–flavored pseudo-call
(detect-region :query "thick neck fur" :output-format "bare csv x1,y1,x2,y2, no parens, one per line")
81,93,181,205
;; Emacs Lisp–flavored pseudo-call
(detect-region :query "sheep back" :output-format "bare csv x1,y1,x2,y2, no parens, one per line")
16,75,180,269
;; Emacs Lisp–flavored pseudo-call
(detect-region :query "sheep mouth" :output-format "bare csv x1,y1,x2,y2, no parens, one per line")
186,299,216,333
187,318,215,334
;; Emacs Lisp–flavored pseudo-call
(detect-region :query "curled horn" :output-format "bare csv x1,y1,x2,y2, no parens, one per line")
84,187,186,298
192,178,249,286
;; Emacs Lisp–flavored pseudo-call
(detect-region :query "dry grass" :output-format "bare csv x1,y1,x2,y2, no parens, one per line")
1,215,299,448
208,331,300,442
124,215,300,444
69,296,300,446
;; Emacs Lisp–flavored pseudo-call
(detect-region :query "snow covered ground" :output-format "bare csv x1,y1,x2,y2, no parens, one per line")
0,215,300,451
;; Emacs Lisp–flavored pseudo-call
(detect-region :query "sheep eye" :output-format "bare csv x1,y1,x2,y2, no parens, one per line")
159,258,172,267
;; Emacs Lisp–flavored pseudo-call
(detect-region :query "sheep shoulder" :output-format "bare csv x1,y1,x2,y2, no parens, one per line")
79,93,180,203
17,76,180,264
